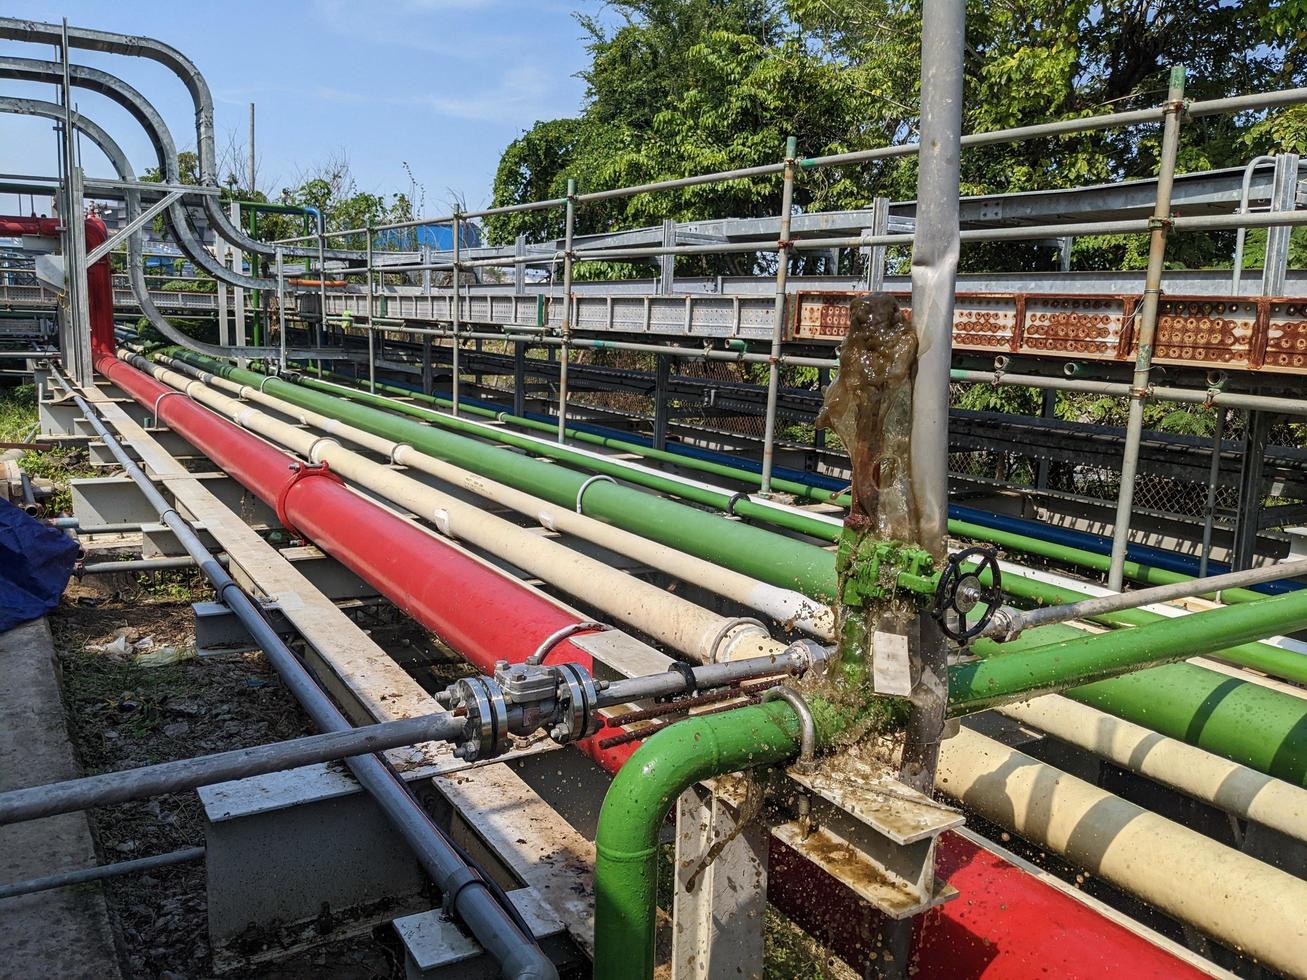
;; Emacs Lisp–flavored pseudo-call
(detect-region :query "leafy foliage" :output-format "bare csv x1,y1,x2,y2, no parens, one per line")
487,0,1307,276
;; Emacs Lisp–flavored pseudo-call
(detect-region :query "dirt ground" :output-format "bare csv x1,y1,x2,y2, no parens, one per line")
53,573,408,979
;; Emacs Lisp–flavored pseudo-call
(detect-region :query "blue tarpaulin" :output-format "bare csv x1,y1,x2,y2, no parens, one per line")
0,499,78,632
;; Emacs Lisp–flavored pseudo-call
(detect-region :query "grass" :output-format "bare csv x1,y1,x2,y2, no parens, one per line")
0,382,37,441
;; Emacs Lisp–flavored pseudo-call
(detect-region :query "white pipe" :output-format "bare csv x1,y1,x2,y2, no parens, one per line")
133,354,791,665
998,694,1307,843
157,355,837,640
938,726,1307,978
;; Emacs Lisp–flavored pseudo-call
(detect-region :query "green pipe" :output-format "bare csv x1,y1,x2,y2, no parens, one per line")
165,348,845,599
594,699,848,980
296,370,843,538
162,347,1307,777
972,565,1307,685
309,367,1275,610
949,584,1307,715
311,366,847,506
1067,662,1307,789
290,367,1307,685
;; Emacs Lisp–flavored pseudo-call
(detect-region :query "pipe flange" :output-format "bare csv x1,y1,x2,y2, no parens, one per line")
707,616,769,664
274,460,343,540
762,685,818,773
449,676,508,761
527,621,609,665
553,662,600,745
575,474,616,513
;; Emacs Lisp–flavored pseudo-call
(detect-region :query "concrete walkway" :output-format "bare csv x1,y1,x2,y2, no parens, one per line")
0,616,122,980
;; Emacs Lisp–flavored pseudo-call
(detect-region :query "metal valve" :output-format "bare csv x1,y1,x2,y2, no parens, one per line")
932,546,1003,643
437,660,600,762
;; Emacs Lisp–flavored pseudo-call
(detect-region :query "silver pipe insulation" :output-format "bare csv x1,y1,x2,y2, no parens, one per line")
983,558,1307,640
0,77,352,361
52,365,558,980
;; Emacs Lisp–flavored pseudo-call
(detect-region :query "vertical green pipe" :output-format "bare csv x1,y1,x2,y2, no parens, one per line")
594,699,846,980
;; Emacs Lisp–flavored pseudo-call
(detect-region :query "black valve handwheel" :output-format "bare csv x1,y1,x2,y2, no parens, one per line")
933,546,1002,642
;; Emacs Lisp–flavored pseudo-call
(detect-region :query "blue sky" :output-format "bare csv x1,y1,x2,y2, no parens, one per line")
1,1,604,215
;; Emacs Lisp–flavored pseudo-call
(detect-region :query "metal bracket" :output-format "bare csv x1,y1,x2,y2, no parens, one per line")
774,759,962,920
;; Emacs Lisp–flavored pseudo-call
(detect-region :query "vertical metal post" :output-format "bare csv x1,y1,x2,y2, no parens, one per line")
1106,65,1186,592
247,102,256,197
513,340,526,417
1262,153,1299,297
864,196,890,292
1231,410,1272,570
421,245,431,296
421,335,433,396
1198,408,1228,577
366,220,376,393
230,202,246,351
652,353,670,451
58,18,92,385
759,136,798,494
1059,236,1074,273
814,367,829,449
275,246,286,368
513,233,526,293
452,212,462,415
316,214,327,375
1035,388,1056,490
659,219,676,295
557,179,576,442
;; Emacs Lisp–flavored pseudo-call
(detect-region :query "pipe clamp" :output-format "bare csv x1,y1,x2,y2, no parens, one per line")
150,389,186,427
275,460,343,540
575,474,616,513
708,616,769,663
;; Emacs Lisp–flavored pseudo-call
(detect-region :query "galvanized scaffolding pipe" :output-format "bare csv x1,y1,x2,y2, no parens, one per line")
558,180,576,442
452,212,462,414
759,136,798,495
1107,65,1185,592
985,557,1307,639
366,220,376,392
0,710,464,825
950,368,1307,416
898,0,965,799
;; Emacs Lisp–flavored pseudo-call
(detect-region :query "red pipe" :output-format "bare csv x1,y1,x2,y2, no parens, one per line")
94,350,1207,978
2,214,114,354
94,350,635,770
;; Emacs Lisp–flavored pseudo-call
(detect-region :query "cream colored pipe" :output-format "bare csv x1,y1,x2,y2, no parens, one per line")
156,354,836,641
135,355,786,665
938,726,1307,978
999,694,1307,844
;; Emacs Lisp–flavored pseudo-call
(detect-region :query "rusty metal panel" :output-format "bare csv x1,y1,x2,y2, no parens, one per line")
1262,301,1307,373
1019,295,1128,360
952,294,1019,352
1152,298,1258,370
